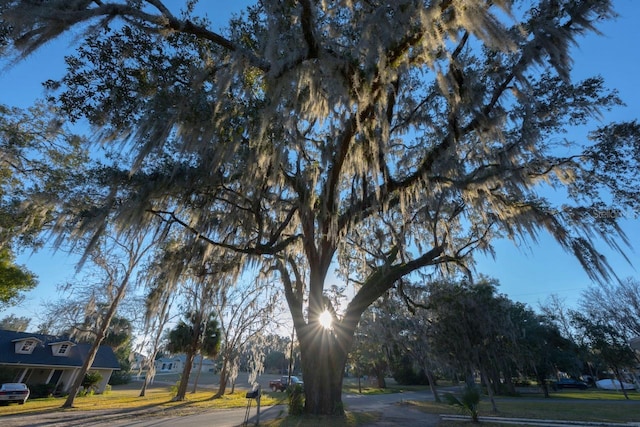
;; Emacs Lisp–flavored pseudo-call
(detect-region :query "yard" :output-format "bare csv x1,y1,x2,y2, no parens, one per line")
0,376,637,426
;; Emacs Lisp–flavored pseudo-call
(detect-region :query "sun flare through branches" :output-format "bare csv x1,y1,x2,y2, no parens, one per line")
318,310,333,330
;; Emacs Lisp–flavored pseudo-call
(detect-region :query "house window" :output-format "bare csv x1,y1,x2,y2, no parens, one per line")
19,340,35,353
58,344,69,355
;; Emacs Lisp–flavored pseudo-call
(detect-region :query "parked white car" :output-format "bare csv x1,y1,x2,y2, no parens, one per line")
595,379,636,391
0,383,30,405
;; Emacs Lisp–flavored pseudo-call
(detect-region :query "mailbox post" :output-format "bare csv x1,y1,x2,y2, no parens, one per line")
243,385,261,426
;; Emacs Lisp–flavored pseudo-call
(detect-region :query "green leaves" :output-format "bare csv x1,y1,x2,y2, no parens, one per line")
0,247,37,308
444,384,481,422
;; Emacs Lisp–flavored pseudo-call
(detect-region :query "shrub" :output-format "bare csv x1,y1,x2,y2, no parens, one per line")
29,383,56,398
82,371,103,394
170,380,180,397
108,370,131,385
444,384,481,423
287,383,304,416
391,356,430,385
513,378,532,387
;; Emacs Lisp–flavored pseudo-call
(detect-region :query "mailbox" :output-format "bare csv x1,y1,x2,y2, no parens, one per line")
246,389,260,399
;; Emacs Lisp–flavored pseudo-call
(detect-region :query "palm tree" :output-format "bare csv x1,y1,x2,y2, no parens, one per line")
167,312,221,401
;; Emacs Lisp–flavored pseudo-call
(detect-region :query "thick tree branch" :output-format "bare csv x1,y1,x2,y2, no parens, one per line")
344,244,445,329
148,209,302,256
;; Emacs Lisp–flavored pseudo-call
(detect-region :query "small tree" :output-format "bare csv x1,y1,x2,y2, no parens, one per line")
580,278,640,339
444,384,481,423
57,228,159,408
427,278,519,413
350,304,394,389
103,316,134,385
137,244,180,397
571,312,636,400
211,277,280,399
81,371,103,395
166,312,221,401
512,304,579,398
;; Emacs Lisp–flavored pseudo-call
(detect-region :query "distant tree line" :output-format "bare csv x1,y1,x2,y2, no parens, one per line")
349,276,640,408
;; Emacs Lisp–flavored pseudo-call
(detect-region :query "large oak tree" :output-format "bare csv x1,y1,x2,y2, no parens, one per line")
1,0,639,414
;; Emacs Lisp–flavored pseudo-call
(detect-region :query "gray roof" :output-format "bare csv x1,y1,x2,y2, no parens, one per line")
0,329,120,370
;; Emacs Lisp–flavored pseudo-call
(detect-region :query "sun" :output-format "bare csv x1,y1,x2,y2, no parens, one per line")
318,310,333,329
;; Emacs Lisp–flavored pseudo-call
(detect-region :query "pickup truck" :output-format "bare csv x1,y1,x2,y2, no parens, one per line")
269,375,303,392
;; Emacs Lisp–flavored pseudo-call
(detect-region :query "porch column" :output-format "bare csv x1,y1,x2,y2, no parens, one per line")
45,369,55,384
17,368,29,383
67,369,80,393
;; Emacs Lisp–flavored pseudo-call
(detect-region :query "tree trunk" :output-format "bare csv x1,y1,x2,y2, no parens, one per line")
279,239,433,415
502,370,516,395
535,368,550,398
425,369,440,403
139,363,154,397
174,350,196,401
62,276,130,408
480,366,498,413
62,331,105,408
375,373,386,389
140,291,172,398
213,357,229,398
614,368,630,400
298,325,350,415
191,354,203,393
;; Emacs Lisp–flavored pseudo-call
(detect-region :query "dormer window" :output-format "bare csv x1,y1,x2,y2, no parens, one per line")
20,340,35,353
49,341,75,357
12,337,43,355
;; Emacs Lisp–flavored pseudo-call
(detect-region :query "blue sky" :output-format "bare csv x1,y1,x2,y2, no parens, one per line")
1,1,639,323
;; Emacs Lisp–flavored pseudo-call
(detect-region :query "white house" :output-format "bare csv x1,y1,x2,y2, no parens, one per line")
154,354,216,373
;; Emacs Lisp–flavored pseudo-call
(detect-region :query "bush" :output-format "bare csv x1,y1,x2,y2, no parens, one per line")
513,378,532,387
391,356,430,385
287,384,304,416
82,371,103,394
444,384,481,423
170,380,180,397
29,383,56,398
108,370,131,385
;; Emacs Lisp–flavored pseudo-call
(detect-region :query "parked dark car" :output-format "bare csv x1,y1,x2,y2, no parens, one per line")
552,378,588,390
0,383,30,405
269,376,304,392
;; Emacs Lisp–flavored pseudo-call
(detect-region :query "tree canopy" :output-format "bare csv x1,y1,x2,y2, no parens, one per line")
1,0,638,415
0,247,37,308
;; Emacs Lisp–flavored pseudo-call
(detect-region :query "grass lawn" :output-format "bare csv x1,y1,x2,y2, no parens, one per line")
0,382,287,418
1,380,637,427
342,377,429,395
408,388,640,425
